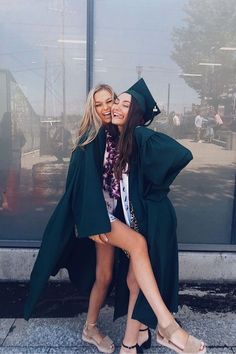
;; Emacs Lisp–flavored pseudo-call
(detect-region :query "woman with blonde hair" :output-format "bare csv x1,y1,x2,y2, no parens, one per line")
77,84,116,353
25,83,117,354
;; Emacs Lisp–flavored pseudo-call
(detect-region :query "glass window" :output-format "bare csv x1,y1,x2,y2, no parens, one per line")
0,0,87,243
94,0,236,244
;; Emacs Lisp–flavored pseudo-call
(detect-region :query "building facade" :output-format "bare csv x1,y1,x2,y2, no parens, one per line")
0,1,235,280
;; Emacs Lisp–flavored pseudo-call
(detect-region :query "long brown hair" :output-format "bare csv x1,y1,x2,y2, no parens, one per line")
114,97,144,180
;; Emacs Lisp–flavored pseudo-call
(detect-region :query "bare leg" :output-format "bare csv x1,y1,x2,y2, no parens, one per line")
121,264,154,353
106,220,172,326
120,263,141,354
104,220,204,352
84,243,115,346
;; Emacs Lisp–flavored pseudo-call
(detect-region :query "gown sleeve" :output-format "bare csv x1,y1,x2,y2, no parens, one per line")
65,130,90,191
65,147,83,191
141,132,193,189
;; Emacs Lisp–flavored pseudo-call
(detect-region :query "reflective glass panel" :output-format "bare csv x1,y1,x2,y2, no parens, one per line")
0,0,87,242
94,0,236,244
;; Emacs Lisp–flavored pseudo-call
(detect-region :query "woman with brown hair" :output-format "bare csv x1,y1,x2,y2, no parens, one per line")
89,78,206,354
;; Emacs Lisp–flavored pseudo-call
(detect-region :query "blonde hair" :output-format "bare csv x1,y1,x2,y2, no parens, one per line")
75,84,115,148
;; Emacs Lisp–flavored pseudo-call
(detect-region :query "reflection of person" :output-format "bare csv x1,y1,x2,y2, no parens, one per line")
0,113,12,210
172,113,181,138
12,120,26,184
204,116,215,143
50,123,72,163
25,80,206,354
194,112,207,143
214,111,223,138
109,79,205,354
214,111,223,126
0,114,26,211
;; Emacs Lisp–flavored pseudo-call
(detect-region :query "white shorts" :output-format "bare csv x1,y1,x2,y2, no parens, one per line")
108,213,117,222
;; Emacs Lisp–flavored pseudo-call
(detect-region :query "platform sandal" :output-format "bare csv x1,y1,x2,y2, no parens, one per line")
156,320,206,354
82,322,115,353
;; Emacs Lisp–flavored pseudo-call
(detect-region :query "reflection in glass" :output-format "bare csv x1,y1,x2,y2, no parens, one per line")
94,0,236,245
1,0,236,246
0,1,86,242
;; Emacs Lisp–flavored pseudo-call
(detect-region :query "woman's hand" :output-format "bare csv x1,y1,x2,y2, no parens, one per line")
89,234,109,244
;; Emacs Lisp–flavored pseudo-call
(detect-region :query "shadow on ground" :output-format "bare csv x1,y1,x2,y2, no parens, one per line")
0,282,235,318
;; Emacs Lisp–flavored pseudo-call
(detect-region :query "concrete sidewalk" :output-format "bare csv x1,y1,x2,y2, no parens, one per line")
0,305,235,354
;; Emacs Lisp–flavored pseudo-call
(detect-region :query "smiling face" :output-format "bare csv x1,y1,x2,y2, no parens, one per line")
94,89,113,124
111,93,132,131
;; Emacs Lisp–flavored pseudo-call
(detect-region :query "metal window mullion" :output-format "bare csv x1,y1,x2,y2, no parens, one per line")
231,173,236,244
86,0,94,94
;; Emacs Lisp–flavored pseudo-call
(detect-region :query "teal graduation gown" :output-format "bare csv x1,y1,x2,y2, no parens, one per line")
114,126,193,329
24,128,110,320
24,125,192,328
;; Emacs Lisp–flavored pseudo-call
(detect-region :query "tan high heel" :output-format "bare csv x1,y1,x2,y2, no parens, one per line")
82,322,115,353
156,320,206,354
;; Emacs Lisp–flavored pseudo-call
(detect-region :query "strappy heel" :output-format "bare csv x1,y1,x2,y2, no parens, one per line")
156,320,206,354
122,342,143,353
138,327,151,349
82,321,115,353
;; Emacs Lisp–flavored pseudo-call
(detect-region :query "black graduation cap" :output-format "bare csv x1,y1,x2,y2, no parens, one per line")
125,78,161,125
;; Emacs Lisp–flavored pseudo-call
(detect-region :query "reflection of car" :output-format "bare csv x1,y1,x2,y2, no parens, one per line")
230,117,236,132
182,114,195,135
155,115,169,134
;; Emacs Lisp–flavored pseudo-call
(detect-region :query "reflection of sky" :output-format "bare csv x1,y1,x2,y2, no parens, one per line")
0,0,87,116
94,0,199,112
0,0,199,115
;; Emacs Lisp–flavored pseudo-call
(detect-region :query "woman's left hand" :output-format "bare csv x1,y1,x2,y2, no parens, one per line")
89,234,109,244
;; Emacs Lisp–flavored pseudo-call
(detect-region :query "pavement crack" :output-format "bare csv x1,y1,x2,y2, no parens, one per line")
1,318,16,346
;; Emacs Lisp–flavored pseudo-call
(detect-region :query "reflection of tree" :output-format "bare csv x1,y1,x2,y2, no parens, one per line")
172,0,236,104
170,164,236,243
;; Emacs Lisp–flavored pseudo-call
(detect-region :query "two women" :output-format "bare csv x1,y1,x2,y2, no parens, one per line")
24,80,206,354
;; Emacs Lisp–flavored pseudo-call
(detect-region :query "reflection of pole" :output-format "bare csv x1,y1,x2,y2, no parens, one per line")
86,0,94,94
231,173,236,243
167,83,170,115
203,66,208,105
62,0,66,124
136,65,143,79
43,46,48,118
